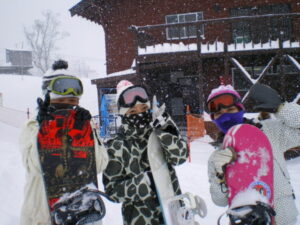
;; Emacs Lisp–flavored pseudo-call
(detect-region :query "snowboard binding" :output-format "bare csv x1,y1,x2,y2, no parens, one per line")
52,185,107,225
227,201,276,225
168,192,207,225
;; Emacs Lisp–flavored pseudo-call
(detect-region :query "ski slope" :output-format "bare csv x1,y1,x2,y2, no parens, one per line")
0,74,299,225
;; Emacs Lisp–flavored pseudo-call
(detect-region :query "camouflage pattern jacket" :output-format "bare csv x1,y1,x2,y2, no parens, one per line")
103,116,188,225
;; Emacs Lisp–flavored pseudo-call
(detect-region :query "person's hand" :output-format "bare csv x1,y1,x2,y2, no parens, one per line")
248,83,282,112
73,106,92,129
36,92,54,125
211,147,237,176
75,106,92,120
151,95,168,128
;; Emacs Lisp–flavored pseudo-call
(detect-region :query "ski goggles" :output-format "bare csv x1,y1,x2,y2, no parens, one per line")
118,86,149,108
207,94,240,113
47,76,83,96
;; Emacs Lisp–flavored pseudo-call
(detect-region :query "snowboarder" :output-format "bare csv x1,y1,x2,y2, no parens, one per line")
206,83,299,225
102,80,188,225
19,60,108,225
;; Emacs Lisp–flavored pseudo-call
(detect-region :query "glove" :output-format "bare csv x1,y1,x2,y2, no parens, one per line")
151,95,168,128
74,106,92,130
211,147,236,176
258,111,271,121
36,92,55,125
248,83,282,112
75,106,92,120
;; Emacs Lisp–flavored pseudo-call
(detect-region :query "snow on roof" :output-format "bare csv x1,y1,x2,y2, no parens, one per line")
5,48,31,52
138,39,300,55
105,59,137,78
228,39,280,52
107,68,136,78
138,42,197,55
201,42,224,53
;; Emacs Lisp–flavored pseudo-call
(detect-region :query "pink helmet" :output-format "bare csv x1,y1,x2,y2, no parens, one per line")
206,85,245,113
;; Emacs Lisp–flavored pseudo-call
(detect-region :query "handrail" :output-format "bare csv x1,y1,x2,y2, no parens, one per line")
130,13,300,31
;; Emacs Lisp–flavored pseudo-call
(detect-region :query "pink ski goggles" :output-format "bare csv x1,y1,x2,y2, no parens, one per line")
118,86,149,108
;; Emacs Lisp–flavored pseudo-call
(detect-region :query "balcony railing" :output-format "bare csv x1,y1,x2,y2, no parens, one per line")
130,13,300,56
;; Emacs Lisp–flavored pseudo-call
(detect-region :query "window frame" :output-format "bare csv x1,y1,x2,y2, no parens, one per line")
165,12,204,40
230,3,291,43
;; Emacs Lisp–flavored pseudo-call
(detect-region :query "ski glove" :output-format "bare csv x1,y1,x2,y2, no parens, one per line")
36,92,55,125
75,106,92,121
211,147,237,177
74,106,92,130
248,83,282,113
151,95,168,128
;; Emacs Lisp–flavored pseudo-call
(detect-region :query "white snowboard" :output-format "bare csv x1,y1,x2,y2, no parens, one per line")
147,132,207,225
147,132,180,225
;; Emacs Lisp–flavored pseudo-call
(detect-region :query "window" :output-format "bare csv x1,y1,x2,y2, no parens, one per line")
230,3,291,43
165,12,204,40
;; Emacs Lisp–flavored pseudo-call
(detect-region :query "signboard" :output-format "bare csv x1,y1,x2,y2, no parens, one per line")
100,94,118,138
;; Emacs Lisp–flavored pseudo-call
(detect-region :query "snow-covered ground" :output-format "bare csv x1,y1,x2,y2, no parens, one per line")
0,74,299,225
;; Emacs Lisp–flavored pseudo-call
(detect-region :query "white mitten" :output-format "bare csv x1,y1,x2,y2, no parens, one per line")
151,95,167,128
211,147,236,176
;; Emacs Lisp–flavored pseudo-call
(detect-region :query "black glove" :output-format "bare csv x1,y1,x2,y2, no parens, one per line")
74,106,92,130
75,106,92,120
248,83,282,112
36,92,55,125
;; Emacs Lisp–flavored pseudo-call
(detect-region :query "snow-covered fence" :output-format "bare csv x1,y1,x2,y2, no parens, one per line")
0,106,29,128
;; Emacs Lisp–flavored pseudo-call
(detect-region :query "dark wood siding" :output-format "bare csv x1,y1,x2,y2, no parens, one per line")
95,0,300,74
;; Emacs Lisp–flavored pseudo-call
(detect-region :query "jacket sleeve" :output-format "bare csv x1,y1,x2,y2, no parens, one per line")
262,102,300,151
102,139,155,203
155,116,188,166
276,102,300,129
19,119,41,175
207,150,229,207
90,121,108,174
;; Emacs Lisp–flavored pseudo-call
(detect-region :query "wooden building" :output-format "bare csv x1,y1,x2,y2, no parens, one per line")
70,0,300,127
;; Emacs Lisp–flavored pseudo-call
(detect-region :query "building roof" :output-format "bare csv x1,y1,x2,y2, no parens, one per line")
69,0,106,26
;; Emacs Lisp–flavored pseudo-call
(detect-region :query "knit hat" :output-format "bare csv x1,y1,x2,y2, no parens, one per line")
42,60,82,99
206,84,245,116
116,80,150,115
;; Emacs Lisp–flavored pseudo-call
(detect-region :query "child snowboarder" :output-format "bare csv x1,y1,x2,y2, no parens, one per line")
19,60,108,225
206,83,299,225
102,80,188,225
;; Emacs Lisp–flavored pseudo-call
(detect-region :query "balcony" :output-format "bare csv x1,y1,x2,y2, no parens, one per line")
130,13,300,66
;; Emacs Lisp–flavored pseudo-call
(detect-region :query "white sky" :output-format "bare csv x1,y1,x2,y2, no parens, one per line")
0,0,106,77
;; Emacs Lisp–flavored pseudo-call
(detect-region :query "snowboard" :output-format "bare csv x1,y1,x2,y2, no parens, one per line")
147,132,207,225
222,124,274,224
37,109,98,224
